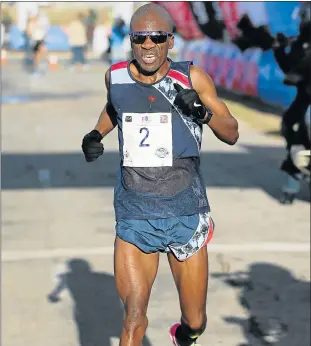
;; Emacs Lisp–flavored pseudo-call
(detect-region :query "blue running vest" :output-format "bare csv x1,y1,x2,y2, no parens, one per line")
109,59,210,220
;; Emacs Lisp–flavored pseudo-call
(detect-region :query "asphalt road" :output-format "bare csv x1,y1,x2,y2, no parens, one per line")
2,58,310,346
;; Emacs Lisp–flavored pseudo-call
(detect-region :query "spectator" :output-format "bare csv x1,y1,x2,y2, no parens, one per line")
67,13,88,71
26,9,49,76
1,7,12,49
273,20,311,203
109,17,129,64
83,9,98,48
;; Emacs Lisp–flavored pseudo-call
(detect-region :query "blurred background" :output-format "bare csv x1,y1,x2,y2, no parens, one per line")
1,2,310,346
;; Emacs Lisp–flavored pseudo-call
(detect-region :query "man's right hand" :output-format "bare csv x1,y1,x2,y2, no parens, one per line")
82,130,104,162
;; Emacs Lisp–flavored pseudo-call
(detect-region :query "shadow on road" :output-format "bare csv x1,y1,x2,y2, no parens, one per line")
2,144,309,203
47,258,152,346
212,262,310,346
1,91,101,105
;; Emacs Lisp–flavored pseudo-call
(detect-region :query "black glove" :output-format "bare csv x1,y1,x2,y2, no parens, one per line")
82,130,104,162
174,83,212,122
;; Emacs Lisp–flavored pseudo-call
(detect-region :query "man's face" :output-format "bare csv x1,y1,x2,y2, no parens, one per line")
130,14,174,74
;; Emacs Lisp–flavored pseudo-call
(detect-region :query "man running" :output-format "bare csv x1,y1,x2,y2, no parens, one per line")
82,4,239,346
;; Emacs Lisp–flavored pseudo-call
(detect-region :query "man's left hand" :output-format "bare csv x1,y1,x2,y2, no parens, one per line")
173,83,207,121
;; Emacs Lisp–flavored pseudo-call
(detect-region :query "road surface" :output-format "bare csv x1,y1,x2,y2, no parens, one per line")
2,59,310,346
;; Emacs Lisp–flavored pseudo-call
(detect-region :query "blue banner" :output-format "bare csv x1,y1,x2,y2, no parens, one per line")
181,37,298,109
264,1,301,37
9,25,26,50
258,50,297,109
181,0,304,110
182,39,261,97
256,1,301,108
44,26,70,51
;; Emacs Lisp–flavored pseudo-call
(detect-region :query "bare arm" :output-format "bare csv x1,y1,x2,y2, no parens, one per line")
190,65,239,145
94,69,118,138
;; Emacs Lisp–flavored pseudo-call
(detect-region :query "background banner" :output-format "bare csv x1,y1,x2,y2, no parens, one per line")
163,1,303,109
152,1,204,40
181,38,297,109
187,2,225,41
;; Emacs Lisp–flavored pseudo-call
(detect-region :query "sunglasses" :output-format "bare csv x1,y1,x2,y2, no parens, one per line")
129,31,173,44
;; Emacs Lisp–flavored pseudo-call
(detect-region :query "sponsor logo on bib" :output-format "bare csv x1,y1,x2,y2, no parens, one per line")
160,114,168,123
155,147,169,158
142,115,152,125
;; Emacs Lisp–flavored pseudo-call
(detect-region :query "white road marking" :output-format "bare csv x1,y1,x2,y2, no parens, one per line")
2,243,310,262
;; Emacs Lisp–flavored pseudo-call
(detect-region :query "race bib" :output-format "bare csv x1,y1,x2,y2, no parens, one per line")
122,112,173,167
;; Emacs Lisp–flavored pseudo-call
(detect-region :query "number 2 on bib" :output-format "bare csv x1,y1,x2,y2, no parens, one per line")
139,127,150,147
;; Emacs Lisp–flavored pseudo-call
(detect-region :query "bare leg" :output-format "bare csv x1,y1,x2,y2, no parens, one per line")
33,45,45,72
33,51,40,71
114,236,159,346
168,246,209,342
39,45,47,66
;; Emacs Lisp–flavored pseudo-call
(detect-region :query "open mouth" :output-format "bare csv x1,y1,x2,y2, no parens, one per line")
141,55,157,64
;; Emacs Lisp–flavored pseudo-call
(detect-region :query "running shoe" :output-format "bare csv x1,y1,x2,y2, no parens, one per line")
169,323,201,346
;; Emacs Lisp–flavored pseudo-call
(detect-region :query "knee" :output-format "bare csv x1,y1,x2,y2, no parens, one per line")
124,306,148,335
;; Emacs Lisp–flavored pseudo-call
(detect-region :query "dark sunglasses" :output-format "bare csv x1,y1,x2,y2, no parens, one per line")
129,31,173,44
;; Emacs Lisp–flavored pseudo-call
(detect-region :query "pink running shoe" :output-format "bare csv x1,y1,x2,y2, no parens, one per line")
169,323,201,346
169,323,181,346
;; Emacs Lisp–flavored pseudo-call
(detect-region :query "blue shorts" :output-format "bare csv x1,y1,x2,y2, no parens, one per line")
116,213,215,261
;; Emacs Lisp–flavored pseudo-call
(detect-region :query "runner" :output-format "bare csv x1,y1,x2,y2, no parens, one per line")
82,4,239,346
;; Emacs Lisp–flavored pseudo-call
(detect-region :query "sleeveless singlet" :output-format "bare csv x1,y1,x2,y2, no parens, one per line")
109,59,210,220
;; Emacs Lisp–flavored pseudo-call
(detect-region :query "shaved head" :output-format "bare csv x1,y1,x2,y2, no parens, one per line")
129,3,175,75
130,3,174,32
